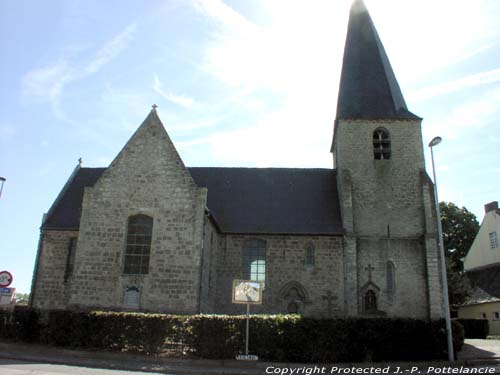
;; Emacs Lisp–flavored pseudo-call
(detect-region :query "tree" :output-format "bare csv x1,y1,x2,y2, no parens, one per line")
439,201,480,308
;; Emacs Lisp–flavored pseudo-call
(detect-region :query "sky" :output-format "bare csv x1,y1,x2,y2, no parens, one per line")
1,0,499,294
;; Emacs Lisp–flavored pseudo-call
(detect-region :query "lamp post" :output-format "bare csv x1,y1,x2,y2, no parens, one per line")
0,177,5,198
428,136,454,361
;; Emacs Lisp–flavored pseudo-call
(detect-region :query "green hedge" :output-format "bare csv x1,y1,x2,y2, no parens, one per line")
0,308,464,362
455,318,488,339
0,306,39,342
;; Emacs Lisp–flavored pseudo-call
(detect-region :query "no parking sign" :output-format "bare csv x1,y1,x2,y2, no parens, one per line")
0,271,13,288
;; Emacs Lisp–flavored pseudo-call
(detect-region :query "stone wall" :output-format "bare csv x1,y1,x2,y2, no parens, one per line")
334,119,425,238
31,230,78,309
213,234,344,317
66,111,207,313
333,118,443,319
357,238,428,318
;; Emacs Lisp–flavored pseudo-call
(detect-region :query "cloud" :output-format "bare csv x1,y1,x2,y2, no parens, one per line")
85,23,136,74
422,88,500,141
153,75,194,108
409,67,500,102
21,23,137,120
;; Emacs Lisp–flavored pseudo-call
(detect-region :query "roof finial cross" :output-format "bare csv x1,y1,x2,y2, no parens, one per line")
152,104,158,111
78,157,83,167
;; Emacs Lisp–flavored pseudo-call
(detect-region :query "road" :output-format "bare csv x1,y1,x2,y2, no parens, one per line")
0,358,179,375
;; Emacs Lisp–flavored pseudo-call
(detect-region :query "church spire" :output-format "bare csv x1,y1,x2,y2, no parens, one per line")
336,0,419,120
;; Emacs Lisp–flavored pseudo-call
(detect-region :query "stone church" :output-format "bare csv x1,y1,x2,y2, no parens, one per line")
31,0,444,319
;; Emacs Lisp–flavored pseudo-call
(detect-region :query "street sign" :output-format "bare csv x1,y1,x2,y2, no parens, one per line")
232,280,263,304
232,280,263,361
0,271,13,287
0,286,15,305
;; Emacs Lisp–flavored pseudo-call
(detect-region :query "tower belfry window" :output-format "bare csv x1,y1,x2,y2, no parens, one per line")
373,128,391,160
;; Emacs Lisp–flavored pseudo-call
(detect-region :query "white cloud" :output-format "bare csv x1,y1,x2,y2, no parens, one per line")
422,88,500,141
85,23,136,74
409,67,500,102
153,75,194,108
21,23,137,120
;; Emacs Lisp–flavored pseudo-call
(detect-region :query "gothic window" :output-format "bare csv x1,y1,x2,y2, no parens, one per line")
373,128,391,160
305,243,315,266
364,290,377,312
386,261,396,295
124,214,153,275
242,239,266,281
490,232,498,249
64,237,77,283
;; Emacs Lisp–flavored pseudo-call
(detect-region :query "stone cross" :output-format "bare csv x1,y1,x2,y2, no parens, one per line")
152,104,158,110
322,291,337,317
365,264,375,281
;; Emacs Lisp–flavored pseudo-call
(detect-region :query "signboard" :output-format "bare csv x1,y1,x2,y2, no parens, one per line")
0,271,13,288
0,287,15,305
232,280,263,305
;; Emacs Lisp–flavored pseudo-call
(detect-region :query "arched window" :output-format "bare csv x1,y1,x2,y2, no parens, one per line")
124,214,153,274
364,290,377,312
242,239,266,281
386,261,396,295
305,243,315,267
373,128,391,160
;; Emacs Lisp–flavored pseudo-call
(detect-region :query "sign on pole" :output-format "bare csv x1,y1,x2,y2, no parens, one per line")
232,280,263,361
0,271,13,288
232,280,263,304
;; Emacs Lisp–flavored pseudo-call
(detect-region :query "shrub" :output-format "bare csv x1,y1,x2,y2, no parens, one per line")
455,318,489,339
0,306,39,342
0,308,466,362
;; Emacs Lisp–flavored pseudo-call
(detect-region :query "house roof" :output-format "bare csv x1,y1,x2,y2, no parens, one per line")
463,266,500,305
42,167,343,236
336,0,420,120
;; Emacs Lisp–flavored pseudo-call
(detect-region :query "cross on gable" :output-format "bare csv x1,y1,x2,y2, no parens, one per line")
152,104,158,110
365,264,375,281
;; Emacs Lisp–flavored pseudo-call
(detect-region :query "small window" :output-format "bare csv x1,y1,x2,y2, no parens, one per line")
386,261,396,295
495,312,499,319
364,290,377,312
242,239,266,282
124,215,153,275
481,313,487,319
305,243,315,267
490,232,498,249
373,128,391,160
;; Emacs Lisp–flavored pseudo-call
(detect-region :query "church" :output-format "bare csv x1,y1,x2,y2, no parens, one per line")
30,0,444,319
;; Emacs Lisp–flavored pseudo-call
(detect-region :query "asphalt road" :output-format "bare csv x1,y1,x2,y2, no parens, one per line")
0,358,178,375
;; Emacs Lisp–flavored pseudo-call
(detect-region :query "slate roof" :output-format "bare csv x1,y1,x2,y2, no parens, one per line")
336,0,420,120
42,167,343,235
463,266,500,305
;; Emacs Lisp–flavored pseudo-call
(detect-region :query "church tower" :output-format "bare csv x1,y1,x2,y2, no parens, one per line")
333,0,444,318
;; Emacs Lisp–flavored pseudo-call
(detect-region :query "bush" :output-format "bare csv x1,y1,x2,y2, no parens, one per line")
455,318,489,339
0,308,466,362
0,306,39,342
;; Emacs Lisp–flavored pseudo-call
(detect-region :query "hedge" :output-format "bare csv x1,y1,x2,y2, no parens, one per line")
455,318,489,339
0,308,464,362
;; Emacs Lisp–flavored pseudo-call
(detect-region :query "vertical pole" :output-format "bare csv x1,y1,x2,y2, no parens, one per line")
430,146,455,361
245,303,250,356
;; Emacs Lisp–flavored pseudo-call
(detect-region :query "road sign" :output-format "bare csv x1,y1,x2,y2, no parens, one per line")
0,271,13,287
232,280,263,304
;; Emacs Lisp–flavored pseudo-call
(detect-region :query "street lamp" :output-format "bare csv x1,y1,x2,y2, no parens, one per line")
428,136,454,362
0,177,5,198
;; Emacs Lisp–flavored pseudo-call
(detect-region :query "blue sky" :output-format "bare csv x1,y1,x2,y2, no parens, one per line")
1,0,499,293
